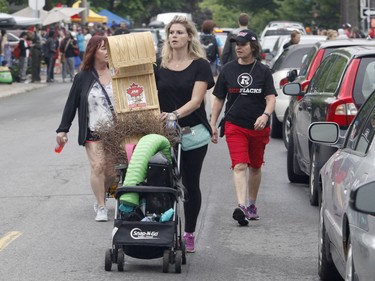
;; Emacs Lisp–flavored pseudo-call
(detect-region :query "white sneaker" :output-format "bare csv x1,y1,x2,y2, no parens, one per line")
95,207,108,222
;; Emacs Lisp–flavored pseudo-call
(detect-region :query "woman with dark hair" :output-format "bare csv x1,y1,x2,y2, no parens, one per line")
56,35,115,222
210,30,276,226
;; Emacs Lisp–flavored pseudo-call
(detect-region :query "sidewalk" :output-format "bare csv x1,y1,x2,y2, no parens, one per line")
0,80,49,99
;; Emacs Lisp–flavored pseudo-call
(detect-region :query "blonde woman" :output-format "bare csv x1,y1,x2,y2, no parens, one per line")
155,16,214,253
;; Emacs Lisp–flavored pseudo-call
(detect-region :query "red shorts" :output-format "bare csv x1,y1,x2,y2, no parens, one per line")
225,122,270,169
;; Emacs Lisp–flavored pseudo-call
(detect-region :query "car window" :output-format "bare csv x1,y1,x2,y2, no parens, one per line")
308,55,336,93
346,92,375,153
264,29,294,37
353,58,375,108
324,55,347,93
272,46,312,72
299,47,316,76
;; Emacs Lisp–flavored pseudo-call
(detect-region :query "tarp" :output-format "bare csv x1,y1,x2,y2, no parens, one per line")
98,9,130,27
42,7,85,26
72,1,107,23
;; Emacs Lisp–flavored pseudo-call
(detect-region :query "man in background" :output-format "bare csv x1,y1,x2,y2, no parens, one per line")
113,21,130,36
283,30,301,49
221,13,249,65
30,25,43,83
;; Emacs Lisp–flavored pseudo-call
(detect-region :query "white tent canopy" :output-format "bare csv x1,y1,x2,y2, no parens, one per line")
12,6,48,21
0,12,41,28
42,7,85,26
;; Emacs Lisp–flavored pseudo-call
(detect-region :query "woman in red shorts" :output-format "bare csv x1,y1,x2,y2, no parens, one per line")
210,30,276,226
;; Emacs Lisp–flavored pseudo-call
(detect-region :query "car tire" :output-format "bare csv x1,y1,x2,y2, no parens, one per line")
309,146,320,206
270,112,282,139
318,204,341,280
282,107,291,149
287,128,309,183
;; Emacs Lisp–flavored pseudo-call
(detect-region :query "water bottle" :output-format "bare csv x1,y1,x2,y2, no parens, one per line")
166,113,177,129
160,208,174,222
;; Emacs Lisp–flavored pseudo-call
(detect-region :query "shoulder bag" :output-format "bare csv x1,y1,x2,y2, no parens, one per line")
92,71,115,115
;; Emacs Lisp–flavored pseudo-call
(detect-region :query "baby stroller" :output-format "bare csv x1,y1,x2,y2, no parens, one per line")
104,132,187,273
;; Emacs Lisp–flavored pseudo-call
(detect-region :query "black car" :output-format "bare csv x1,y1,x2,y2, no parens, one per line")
283,45,375,206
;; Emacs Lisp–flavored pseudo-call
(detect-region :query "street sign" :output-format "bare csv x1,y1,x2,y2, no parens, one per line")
28,0,45,10
362,8,375,18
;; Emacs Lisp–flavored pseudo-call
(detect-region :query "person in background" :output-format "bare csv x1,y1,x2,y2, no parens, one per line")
56,35,116,222
326,29,338,40
343,23,351,38
283,30,301,49
221,13,249,65
113,21,130,36
210,30,276,226
0,29,11,67
337,28,348,39
30,25,43,83
44,30,57,83
82,27,92,48
59,30,77,82
18,32,30,82
155,15,214,253
76,27,85,60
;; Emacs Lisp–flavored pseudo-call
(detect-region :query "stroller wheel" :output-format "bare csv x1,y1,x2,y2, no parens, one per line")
180,240,187,265
104,249,112,271
175,250,182,273
117,248,125,272
162,250,169,273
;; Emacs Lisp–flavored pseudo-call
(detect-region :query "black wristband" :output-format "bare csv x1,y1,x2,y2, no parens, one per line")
263,112,271,118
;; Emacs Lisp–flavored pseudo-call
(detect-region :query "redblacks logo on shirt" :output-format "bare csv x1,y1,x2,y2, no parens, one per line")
227,73,262,94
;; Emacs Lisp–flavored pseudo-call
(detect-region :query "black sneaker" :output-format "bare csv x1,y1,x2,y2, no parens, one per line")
232,205,249,226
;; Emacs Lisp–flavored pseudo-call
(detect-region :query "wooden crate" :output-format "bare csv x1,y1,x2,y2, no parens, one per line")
106,32,160,118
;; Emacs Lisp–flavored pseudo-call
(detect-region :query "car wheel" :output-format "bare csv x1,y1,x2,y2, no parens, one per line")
318,203,341,280
270,112,282,139
282,107,291,149
309,146,320,206
287,128,309,183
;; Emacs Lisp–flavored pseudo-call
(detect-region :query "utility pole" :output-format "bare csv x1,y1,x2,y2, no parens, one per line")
81,0,87,25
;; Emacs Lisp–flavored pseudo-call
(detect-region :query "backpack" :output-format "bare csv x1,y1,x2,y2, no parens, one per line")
13,43,21,59
200,34,218,63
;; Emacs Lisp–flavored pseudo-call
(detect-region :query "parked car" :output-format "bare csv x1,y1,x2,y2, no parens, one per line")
261,35,280,64
260,27,305,44
282,39,375,149
283,45,375,207
7,32,20,53
270,43,319,138
266,35,326,68
260,21,305,42
129,28,164,58
308,89,375,281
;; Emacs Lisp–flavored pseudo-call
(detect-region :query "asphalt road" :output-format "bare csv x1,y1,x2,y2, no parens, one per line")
0,84,321,281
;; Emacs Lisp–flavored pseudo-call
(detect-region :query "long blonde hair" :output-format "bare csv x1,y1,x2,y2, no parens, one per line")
160,16,206,68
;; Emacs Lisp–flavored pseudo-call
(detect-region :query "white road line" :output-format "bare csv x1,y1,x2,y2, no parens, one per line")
0,231,22,252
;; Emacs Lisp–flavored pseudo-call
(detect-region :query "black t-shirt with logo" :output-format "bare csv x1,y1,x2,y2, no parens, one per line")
213,59,277,130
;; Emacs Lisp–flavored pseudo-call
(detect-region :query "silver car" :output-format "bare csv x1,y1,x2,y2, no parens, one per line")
308,90,375,281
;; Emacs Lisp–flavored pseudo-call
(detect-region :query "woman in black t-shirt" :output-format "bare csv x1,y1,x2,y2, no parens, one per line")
155,15,214,253
210,30,276,226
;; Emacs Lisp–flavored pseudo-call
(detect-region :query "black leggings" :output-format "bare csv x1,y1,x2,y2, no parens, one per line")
180,144,208,233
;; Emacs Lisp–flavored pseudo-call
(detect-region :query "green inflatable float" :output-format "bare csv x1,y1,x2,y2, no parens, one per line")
120,134,172,206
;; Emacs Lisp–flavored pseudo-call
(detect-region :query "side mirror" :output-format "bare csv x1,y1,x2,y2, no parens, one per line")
283,82,301,96
308,122,339,144
350,182,375,215
287,69,298,82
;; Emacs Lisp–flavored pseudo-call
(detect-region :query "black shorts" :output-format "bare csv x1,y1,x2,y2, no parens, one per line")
86,130,100,142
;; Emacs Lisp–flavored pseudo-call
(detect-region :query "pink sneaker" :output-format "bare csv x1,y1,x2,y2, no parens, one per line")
183,232,195,253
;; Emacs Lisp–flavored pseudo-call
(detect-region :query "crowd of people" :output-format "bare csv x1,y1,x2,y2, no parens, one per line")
0,20,130,83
